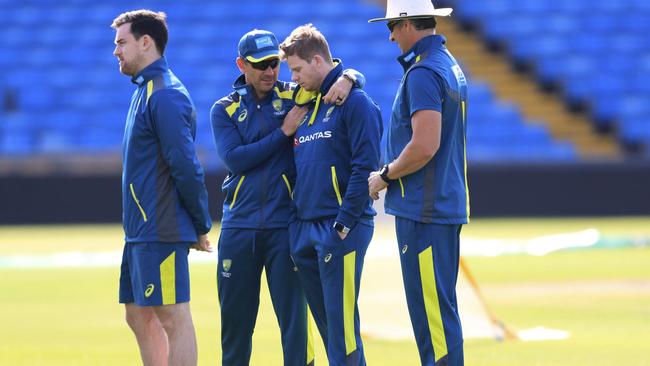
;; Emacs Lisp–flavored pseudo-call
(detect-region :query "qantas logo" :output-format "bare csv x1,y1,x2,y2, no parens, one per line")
293,131,332,147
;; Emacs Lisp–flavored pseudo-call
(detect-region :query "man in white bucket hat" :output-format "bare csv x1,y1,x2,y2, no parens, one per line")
368,1,469,365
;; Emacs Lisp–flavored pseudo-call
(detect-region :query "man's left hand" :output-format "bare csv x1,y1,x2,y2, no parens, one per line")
368,171,388,200
191,234,213,252
323,75,354,105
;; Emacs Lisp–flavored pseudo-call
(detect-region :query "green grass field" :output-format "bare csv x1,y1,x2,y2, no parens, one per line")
1,217,649,365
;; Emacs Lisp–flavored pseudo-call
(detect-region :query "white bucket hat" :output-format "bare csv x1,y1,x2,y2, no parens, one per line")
368,0,453,23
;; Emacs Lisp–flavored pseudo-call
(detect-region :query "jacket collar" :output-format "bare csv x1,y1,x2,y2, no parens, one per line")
318,60,343,96
397,35,446,72
232,74,283,104
292,59,343,107
131,57,168,86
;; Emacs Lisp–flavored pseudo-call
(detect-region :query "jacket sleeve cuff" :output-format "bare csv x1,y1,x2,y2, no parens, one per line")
194,221,212,235
273,127,293,141
335,210,358,230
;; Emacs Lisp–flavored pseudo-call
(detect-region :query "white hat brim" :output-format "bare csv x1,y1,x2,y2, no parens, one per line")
368,8,453,23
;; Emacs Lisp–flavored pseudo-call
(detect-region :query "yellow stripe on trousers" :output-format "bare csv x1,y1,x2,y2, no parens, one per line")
418,246,448,361
160,252,176,305
306,305,315,365
344,251,356,355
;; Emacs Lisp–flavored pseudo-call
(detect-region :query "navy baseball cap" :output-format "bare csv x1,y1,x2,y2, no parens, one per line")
238,30,280,63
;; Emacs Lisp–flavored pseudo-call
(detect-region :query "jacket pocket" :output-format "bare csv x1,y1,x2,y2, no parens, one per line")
228,176,246,209
281,173,293,199
330,166,342,206
129,183,148,222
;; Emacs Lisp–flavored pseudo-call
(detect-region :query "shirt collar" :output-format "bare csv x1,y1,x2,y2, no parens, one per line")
131,57,168,86
397,35,446,72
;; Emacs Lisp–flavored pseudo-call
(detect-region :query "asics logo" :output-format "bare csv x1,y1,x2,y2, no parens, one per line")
237,109,248,122
324,253,332,263
144,284,155,298
401,245,408,254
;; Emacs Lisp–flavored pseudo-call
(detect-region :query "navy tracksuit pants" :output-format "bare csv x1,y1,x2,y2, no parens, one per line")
217,228,313,366
395,217,465,366
290,217,373,366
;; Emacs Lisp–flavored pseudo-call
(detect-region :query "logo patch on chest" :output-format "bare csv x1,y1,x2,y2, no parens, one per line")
272,99,283,112
323,106,336,122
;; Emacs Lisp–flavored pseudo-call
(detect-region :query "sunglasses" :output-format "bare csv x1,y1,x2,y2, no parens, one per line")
250,58,280,71
387,20,402,32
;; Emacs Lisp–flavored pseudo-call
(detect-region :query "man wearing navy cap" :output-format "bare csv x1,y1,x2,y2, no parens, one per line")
368,0,469,365
210,29,364,366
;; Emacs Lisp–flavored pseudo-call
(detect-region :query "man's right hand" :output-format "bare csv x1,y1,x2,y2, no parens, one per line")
191,234,212,252
281,106,308,136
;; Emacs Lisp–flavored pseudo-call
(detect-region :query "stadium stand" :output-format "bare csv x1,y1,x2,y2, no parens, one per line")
452,0,650,154
9,0,636,169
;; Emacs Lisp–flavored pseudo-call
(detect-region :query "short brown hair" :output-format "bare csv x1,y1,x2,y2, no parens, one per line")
111,10,168,55
279,24,333,64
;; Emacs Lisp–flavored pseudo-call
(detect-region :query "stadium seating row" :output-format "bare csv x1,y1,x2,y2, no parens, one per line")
0,0,578,163
453,0,650,153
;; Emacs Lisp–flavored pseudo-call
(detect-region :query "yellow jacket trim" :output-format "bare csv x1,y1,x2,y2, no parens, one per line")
398,178,405,198
225,100,241,118
462,100,470,221
307,93,322,126
129,183,148,222
146,80,154,103
229,176,245,209
274,86,293,100
294,88,318,106
331,166,343,206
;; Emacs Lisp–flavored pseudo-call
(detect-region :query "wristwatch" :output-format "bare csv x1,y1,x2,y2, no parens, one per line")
379,164,394,183
341,70,357,86
333,221,350,235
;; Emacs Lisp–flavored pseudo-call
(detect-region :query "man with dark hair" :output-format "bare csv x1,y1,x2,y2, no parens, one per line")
368,1,469,365
210,28,364,366
112,9,212,366
279,23,382,366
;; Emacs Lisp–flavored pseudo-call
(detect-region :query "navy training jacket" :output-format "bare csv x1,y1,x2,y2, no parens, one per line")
211,75,297,229
291,63,382,229
122,57,211,243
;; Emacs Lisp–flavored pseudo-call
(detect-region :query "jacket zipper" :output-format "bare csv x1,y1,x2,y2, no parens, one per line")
258,104,267,228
